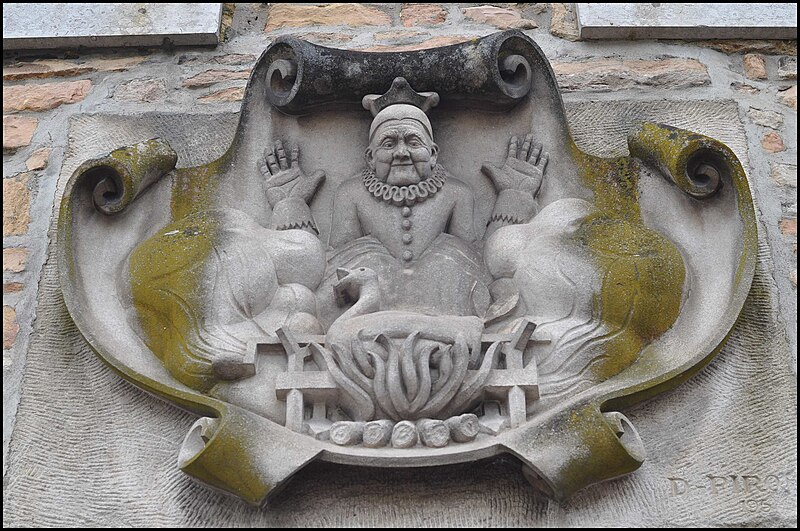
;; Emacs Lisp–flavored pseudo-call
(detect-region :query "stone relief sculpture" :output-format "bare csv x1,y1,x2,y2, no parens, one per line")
58,31,757,504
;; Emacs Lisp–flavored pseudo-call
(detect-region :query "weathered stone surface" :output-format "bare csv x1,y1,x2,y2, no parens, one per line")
7,93,792,527
360,35,472,53
219,2,235,43
265,3,391,31
550,3,580,41
291,32,354,45
780,218,797,236
2,116,37,152
3,80,92,113
182,69,251,88
761,131,786,153
2,3,222,49
114,78,167,103
778,56,797,80
778,85,797,110
553,58,710,92
791,269,798,288
747,107,784,129
3,174,31,236
463,5,536,30
24,148,52,171
743,53,768,80
731,82,760,95
3,248,28,272
3,283,24,294
198,86,245,103
401,4,447,27
771,163,797,188
374,30,426,42
577,3,798,40
695,39,797,56
213,53,257,66
2,56,145,81
3,306,18,350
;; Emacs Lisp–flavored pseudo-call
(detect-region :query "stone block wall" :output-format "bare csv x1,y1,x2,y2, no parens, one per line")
2,3,796,524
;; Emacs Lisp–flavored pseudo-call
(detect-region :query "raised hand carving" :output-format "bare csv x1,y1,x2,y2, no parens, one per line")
260,139,326,208
481,133,548,198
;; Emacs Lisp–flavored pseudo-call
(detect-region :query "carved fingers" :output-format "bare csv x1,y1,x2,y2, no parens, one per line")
259,140,325,207
291,169,327,204
481,133,548,197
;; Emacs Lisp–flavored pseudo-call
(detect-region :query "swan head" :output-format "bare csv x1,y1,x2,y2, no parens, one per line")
334,267,380,307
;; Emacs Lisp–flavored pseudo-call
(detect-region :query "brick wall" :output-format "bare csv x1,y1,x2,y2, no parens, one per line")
2,2,797,447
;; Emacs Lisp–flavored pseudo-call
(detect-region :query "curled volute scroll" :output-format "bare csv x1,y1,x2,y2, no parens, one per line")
58,31,757,505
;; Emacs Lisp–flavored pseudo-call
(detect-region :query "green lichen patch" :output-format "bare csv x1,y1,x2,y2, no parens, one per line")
570,139,686,382
129,211,222,392
171,154,230,221
576,215,685,382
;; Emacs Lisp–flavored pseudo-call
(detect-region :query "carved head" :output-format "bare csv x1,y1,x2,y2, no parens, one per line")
365,104,439,186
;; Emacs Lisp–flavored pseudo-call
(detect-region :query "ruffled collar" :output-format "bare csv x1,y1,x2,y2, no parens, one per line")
362,165,447,206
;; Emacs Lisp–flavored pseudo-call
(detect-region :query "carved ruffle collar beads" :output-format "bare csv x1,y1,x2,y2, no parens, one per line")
362,165,447,206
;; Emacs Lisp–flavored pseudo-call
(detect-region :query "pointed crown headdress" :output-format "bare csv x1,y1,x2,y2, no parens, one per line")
362,77,440,141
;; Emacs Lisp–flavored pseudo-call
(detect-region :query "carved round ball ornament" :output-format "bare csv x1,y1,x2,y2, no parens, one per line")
58,31,757,505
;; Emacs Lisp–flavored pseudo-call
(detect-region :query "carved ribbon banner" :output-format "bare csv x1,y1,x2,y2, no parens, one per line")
58,31,757,504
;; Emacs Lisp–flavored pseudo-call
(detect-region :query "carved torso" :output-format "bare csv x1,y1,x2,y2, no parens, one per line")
329,172,477,263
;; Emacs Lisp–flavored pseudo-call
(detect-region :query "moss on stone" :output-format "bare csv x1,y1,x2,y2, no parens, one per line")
129,210,222,392
569,138,686,382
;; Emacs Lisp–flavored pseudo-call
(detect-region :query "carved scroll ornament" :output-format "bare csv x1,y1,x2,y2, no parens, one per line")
58,31,757,504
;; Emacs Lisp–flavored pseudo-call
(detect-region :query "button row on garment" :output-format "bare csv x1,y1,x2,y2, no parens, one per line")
402,207,413,261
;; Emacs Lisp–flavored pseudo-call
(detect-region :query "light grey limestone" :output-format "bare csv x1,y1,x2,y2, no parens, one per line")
2,3,223,49
3,100,795,526
576,3,798,40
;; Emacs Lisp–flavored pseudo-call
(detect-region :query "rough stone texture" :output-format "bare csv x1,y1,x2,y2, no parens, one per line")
771,163,797,188
0,3,797,526
2,57,145,81
695,40,797,56
24,148,51,171
114,78,167,103
291,32,354,45
3,101,795,527
761,131,786,153
747,108,784,129
212,53,257,66
360,36,472,53
3,80,92,113
374,30,426,42
182,69,251,88
198,86,245,103
2,307,18,350
553,58,710,92
3,283,24,294
2,116,37,152
2,3,222,49
780,219,797,236
743,54,769,81
576,3,798,40
2,248,27,273
265,3,391,31
3,175,31,237
778,85,797,110
400,4,447,27
463,5,537,30
778,56,797,80
731,82,760,95
549,3,580,41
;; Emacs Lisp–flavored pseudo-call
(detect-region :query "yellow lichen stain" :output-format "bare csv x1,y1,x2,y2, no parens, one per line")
129,210,221,392
569,137,686,382
171,154,229,221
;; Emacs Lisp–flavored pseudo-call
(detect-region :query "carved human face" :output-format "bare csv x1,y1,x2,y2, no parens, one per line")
366,119,438,186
